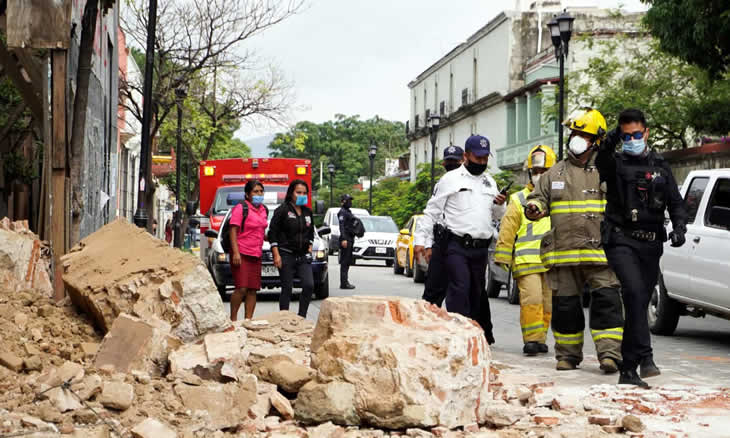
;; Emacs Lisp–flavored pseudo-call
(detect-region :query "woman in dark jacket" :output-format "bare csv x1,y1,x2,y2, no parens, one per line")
269,179,315,317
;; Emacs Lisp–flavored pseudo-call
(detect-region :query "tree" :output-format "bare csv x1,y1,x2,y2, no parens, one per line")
564,37,730,149
121,0,301,222
269,115,409,192
643,0,730,79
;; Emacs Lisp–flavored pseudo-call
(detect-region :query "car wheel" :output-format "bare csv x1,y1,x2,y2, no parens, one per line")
413,262,426,283
405,253,414,278
649,272,681,336
393,253,404,275
217,284,230,302
485,263,501,298
507,273,520,305
314,275,330,300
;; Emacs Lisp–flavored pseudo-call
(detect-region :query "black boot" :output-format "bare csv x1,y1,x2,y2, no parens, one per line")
339,283,355,290
523,342,540,356
538,343,549,353
640,356,661,378
485,332,495,345
618,368,650,389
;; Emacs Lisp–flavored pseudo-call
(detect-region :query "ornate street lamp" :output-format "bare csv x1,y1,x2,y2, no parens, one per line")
548,10,575,161
368,142,377,214
427,114,441,194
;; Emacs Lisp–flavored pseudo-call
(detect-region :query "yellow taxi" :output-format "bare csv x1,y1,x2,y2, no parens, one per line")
393,214,428,283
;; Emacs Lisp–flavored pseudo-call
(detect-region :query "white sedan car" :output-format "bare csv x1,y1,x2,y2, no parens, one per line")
351,216,399,267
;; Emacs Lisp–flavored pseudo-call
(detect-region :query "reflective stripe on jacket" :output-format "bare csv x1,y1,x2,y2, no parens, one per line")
525,154,608,267
494,187,550,278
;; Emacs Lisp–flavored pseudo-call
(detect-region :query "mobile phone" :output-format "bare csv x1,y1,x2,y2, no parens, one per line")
499,181,514,195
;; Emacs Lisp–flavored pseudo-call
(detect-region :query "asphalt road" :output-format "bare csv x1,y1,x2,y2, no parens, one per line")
226,256,730,387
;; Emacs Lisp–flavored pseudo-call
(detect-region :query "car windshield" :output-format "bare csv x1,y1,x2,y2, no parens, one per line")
211,186,287,214
360,217,398,233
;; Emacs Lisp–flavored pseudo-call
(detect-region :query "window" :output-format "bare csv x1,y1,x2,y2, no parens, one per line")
684,177,709,224
405,217,414,232
705,178,730,229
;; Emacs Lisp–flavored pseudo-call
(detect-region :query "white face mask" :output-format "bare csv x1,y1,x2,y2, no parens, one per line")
531,174,541,186
568,136,590,155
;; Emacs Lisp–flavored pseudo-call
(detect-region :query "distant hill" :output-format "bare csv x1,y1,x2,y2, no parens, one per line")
244,134,276,158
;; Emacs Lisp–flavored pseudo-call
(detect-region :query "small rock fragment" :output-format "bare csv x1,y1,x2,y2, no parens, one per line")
99,381,134,411
588,415,612,426
131,417,177,438
270,391,295,420
24,355,43,372
533,415,560,426
621,415,645,433
0,351,24,372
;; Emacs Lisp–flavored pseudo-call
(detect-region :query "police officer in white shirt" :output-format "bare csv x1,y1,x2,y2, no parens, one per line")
415,135,507,344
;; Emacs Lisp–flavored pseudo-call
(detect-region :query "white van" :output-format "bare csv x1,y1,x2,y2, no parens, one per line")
322,207,370,254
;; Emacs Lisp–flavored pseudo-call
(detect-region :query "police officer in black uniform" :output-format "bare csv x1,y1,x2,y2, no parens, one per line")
338,194,356,290
422,145,465,306
596,109,687,389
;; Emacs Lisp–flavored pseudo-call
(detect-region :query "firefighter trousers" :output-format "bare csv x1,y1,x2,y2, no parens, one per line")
549,265,623,365
517,272,552,344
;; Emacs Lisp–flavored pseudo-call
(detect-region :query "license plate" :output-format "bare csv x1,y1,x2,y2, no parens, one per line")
261,265,278,277
375,247,387,254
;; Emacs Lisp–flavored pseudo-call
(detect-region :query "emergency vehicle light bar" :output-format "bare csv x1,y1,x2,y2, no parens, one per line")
203,166,215,176
296,165,307,175
222,174,289,183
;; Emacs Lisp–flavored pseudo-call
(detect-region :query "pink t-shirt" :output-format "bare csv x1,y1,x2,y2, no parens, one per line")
229,201,268,258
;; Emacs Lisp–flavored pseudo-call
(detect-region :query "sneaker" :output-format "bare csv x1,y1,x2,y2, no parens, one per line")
640,357,661,378
538,343,549,353
599,358,619,374
523,342,540,356
339,283,356,290
556,360,577,370
618,369,650,389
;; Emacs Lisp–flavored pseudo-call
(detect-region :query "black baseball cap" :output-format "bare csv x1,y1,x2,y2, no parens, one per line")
465,135,491,157
443,145,464,160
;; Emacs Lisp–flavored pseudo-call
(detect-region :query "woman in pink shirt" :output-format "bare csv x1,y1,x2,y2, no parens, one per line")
229,180,268,321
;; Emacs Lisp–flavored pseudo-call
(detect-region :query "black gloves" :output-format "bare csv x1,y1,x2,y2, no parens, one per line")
669,229,686,247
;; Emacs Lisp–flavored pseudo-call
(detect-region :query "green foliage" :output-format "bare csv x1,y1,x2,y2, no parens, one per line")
269,115,409,192
643,0,730,79
561,38,730,150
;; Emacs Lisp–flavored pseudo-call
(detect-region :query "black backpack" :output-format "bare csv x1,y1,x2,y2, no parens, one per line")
221,202,268,253
352,216,365,238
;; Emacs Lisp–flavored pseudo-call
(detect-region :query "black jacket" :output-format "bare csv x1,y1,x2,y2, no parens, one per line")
596,146,687,235
269,202,315,255
338,207,355,242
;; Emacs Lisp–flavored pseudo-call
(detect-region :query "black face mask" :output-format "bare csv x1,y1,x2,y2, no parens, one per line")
464,159,487,176
443,161,461,172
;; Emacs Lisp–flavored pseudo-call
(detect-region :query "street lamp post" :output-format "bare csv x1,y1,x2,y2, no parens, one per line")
173,84,187,248
427,114,441,194
548,10,575,161
327,163,335,207
368,142,377,214
133,0,158,229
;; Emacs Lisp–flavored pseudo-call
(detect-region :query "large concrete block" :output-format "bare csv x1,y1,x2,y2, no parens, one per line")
94,313,181,377
173,374,258,430
61,219,230,342
299,296,491,429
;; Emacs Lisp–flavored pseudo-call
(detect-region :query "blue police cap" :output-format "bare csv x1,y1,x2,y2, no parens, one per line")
443,145,464,160
465,135,491,157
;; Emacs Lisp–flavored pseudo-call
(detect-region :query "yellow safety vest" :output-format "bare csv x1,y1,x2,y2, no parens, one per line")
510,188,551,278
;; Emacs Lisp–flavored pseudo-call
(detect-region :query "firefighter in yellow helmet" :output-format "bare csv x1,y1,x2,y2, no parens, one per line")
524,108,624,373
494,145,556,356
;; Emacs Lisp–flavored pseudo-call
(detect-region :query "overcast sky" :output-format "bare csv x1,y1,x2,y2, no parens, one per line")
236,0,647,140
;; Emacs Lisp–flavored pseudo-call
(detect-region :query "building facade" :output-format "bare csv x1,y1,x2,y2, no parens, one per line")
407,1,643,182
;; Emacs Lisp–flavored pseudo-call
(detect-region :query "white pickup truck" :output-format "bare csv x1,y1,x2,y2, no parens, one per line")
651,169,730,335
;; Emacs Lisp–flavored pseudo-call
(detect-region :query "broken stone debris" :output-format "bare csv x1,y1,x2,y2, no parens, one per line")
0,218,53,296
300,296,491,429
98,381,134,411
61,219,231,341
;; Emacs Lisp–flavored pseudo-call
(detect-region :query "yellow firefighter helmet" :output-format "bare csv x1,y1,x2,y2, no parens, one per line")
527,145,557,170
563,107,607,144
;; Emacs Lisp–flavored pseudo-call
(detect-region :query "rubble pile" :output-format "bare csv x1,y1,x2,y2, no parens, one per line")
0,219,728,437
0,218,53,295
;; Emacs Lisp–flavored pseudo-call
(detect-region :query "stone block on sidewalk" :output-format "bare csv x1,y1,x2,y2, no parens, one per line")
61,219,231,341
131,417,177,438
94,313,181,377
302,296,491,429
173,374,258,429
99,381,134,411
169,330,245,382
253,354,315,393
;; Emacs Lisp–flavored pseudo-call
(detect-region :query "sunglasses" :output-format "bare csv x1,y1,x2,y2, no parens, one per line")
621,131,645,142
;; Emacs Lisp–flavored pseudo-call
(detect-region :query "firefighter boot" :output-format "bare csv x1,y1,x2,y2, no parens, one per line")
523,342,540,356
600,358,619,374
640,356,661,378
538,343,549,353
556,360,577,371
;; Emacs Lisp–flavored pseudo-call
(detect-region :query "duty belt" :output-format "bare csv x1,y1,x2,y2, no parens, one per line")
447,230,491,249
614,226,657,242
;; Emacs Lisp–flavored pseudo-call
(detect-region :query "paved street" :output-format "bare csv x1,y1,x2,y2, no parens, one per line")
227,256,730,387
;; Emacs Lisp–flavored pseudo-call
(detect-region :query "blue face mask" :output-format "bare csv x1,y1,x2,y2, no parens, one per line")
251,195,264,206
622,139,646,156
295,195,308,206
